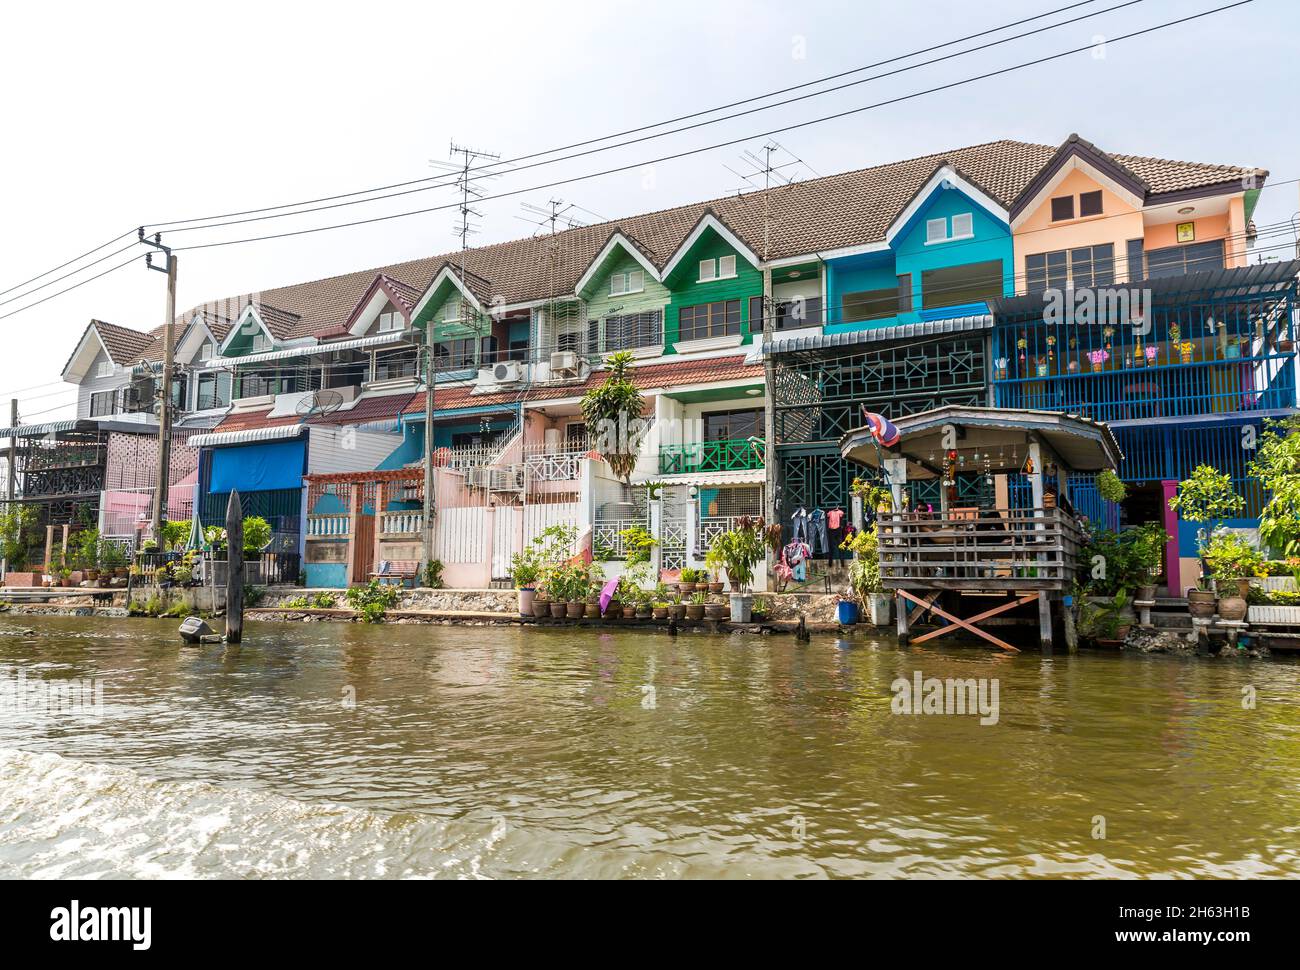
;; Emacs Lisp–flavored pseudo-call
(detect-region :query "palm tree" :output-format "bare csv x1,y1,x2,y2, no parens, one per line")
581,351,645,485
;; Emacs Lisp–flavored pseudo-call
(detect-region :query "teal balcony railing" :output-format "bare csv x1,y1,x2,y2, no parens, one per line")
659,438,765,475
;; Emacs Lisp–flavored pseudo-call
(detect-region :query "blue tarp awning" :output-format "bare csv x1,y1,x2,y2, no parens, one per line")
209,438,306,493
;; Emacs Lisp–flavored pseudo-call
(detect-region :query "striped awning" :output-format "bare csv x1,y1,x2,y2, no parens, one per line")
762,314,991,356
634,469,765,488
187,423,307,448
0,419,84,439
200,331,412,369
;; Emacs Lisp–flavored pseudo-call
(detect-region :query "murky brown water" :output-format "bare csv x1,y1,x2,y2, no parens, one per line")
1,615,1297,878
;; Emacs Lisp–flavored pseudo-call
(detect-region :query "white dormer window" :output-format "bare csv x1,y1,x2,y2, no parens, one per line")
442,301,462,323
377,311,404,332
199,340,216,361
697,256,736,282
251,333,272,353
95,360,114,378
925,213,975,245
609,270,644,296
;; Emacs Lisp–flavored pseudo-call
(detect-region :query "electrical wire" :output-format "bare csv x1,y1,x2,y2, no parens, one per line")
140,0,1126,232
148,0,1155,238
161,2,1259,257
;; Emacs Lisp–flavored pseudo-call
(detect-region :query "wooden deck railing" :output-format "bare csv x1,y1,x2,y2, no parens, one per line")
876,507,1083,592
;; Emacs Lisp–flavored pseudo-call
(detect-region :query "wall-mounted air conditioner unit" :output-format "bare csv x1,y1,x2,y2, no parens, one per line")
466,467,492,488
491,361,524,384
550,351,579,376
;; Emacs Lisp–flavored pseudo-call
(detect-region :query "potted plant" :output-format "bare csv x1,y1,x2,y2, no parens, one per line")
508,542,543,617
667,595,686,621
677,567,697,594
1177,340,1195,364
703,546,726,593
1126,522,1170,601
1095,591,1133,646
1168,465,1246,602
1088,349,1109,373
652,601,669,621
843,524,890,625
1203,528,1263,622
685,591,707,621
711,516,765,622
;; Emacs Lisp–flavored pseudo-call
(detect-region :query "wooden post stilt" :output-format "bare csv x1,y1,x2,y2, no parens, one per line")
1037,591,1052,650
896,591,910,643
225,490,244,644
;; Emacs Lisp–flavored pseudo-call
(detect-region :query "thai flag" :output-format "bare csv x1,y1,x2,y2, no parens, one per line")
862,408,900,447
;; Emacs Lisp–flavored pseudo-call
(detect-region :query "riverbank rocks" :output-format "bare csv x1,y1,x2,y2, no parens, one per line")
1125,628,1198,655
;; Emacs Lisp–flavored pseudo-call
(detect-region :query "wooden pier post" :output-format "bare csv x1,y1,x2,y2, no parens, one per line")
225,490,244,644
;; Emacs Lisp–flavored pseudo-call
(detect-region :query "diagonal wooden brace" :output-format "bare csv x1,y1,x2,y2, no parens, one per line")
899,590,1036,653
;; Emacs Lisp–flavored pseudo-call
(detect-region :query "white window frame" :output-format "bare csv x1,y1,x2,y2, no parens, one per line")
718,254,736,279
609,270,644,296
442,301,462,323
377,311,404,333
950,212,974,240
698,258,718,282
251,332,272,353
94,359,114,378
199,341,216,361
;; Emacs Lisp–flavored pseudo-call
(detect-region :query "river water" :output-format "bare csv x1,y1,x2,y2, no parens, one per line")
1,615,1297,879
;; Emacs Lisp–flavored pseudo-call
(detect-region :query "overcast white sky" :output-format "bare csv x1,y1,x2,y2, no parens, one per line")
1,0,1295,422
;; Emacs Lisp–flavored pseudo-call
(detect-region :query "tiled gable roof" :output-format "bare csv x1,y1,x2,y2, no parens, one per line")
94,320,157,365
160,136,1264,346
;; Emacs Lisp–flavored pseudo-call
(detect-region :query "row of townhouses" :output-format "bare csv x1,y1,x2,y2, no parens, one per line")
4,134,1295,597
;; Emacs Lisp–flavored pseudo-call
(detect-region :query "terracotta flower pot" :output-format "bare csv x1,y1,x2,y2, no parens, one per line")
549,602,567,619
622,605,637,620
566,601,585,619
1136,584,1156,602
668,604,686,620
1217,595,1248,623
533,599,550,619
652,607,668,620
685,604,705,621
708,582,724,594
705,603,727,620
1231,578,1252,600
586,603,602,619
1187,588,1216,618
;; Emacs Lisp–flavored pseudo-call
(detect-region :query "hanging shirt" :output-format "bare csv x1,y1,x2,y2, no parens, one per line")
826,508,845,530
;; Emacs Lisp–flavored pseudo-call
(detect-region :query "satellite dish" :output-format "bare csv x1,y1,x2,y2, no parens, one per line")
296,389,345,421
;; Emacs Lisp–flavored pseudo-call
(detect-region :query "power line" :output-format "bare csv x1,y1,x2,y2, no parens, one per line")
0,238,143,310
0,253,142,322
0,228,137,299
140,0,1114,232
160,2,1257,258
149,0,1155,239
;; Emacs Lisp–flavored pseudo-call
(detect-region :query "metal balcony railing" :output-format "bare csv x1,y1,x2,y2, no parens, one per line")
659,437,766,475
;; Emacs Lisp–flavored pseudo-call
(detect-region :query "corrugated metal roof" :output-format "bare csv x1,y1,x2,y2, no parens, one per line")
763,315,992,356
987,261,1300,317
187,423,307,448
0,419,85,439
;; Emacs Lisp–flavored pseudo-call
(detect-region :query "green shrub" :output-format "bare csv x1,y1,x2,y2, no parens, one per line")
345,579,400,623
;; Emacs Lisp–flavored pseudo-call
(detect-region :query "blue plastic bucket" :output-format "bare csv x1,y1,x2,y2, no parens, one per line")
837,600,859,625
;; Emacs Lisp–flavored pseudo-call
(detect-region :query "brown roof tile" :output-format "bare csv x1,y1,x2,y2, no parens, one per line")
158,136,1263,348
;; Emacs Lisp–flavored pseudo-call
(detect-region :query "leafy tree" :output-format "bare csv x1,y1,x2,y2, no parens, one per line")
1250,417,1300,560
0,504,39,569
580,351,645,485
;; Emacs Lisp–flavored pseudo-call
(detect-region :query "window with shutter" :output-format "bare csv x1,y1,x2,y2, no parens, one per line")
950,213,973,238
926,218,947,244
718,255,736,278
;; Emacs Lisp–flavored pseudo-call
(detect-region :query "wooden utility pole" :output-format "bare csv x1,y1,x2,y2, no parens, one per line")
141,230,177,541
225,490,244,644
